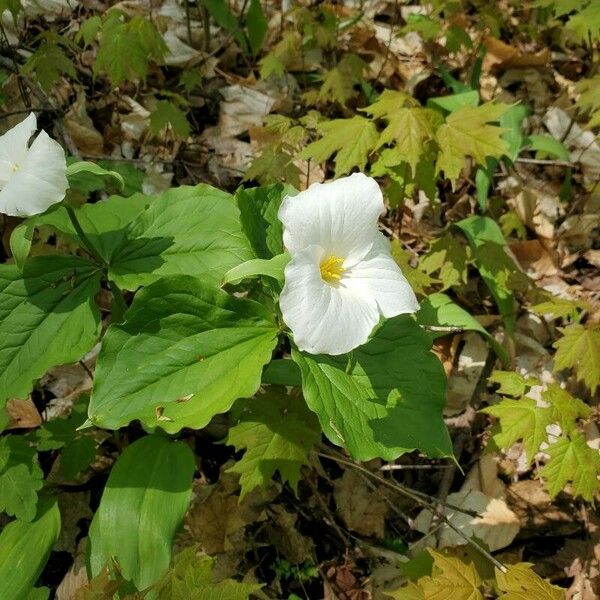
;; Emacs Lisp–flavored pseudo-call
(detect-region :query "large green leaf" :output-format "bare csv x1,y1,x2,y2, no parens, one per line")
0,256,102,405
89,276,279,432
0,500,61,600
292,315,452,461
108,185,253,290
39,193,153,263
88,435,194,590
235,183,290,259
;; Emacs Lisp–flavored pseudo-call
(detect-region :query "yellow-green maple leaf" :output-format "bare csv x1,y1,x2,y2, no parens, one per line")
539,433,600,501
575,75,600,128
495,563,565,600
542,384,591,435
420,233,471,290
419,549,483,600
435,103,509,185
298,116,378,176
226,390,320,500
363,89,418,119
553,323,600,394
481,397,553,464
377,108,441,176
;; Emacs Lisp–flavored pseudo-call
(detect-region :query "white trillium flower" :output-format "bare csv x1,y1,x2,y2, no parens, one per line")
0,112,68,217
279,172,419,355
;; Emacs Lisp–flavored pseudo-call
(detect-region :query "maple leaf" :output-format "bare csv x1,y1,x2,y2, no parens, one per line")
317,54,366,105
94,12,167,85
419,549,483,600
298,116,378,176
481,397,553,464
363,89,419,119
420,233,471,289
539,433,600,502
376,107,441,176
23,35,76,91
390,240,437,296
495,563,565,600
150,100,191,140
488,370,529,398
154,546,263,600
553,323,600,394
575,75,600,128
435,103,510,185
0,435,43,521
226,389,320,499
542,384,591,435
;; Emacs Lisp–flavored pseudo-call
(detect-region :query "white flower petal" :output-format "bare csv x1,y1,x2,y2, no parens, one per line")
0,130,68,217
280,245,380,355
279,173,384,266
0,113,37,186
342,233,419,318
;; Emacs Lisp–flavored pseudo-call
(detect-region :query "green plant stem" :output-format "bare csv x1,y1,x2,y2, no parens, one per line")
109,280,128,323
65,204,106,266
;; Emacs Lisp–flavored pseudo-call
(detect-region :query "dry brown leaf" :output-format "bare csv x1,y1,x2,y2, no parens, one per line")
483,36,550,70
65,92,104,156
334,469,388,538
5,397,42,429
266,505,314,564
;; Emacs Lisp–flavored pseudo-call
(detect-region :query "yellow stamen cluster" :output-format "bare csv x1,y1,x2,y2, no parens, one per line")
320,255,345,284
11,163,19,173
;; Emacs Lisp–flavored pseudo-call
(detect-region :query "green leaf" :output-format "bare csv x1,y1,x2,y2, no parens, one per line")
262,359,302,387
457,216,525,333
435,103,509,185
416,293,509,364
245,0,268,55
375,107,441,176
488,370,528,398
553,323,600,394
89,276,279,432
35,399,97,478
481,397,553,465
108,185,253,291
0,257,101,405
226,389,320,499
542,384,591,435
390,240,437,296
420,549,483,600
298,116,378,177
0,0,22,21
66,161,125,192
23,37,76,91
500,104,529,162
235,183,289,259
37,193,152,264
150,100,191,139
0,500,61,600
293,315,452,461
539,433,600,501
363,90,418,119
9,219,36,272
153,547,263,599
419,233,470,290
426,90,479,113
95,12,167,85
202,0,248,52
222,253,290,285
88,435,194,590
0,436,43,521
524,134,570,161
495,563,565,600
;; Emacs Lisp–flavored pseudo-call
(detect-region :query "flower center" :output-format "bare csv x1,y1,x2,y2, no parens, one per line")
320,255,345,284
10,162,19,173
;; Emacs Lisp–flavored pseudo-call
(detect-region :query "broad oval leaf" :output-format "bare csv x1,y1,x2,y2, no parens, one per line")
0,499,61,600
0,256,102,405
88,435,195,590
108,185,253,290
293,315,452,461
89,276,279,432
